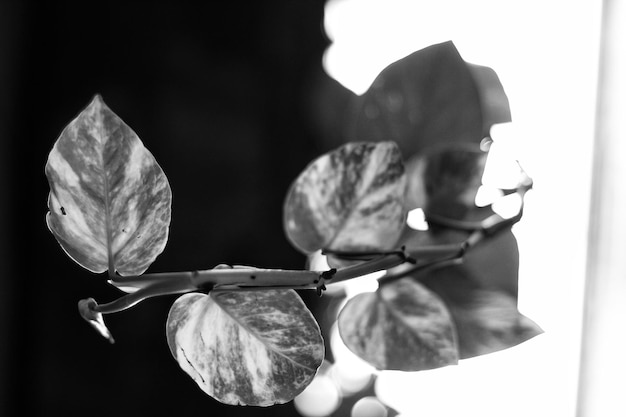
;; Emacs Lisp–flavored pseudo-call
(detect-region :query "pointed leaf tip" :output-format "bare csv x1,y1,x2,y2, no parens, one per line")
284,141,407,264
45,97,172,276
78,298,115,344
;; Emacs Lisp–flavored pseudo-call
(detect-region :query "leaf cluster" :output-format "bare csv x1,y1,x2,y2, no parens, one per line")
45,41,541,407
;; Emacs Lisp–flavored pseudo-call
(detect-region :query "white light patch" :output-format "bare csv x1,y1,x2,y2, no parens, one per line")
294,374,341,417
406,208,428,231
324,0,600,416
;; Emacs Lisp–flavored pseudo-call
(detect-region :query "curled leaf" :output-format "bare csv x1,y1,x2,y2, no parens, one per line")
45,95,172,276
284,141,406,262
78,298,114,344
166,290,324,406
338,278,458,371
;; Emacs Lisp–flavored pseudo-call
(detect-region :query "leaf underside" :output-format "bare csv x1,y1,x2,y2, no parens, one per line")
283,141,407,261
403,227,542,358
45,95,172,276
349,41,485,158
166,290,324,406
338,278,458,371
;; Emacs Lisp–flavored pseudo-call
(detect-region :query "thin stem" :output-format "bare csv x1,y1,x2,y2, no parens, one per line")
94,251,409,314
91,177,532,316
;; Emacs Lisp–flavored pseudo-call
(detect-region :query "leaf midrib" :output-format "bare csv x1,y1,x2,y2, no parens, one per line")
212,292,318,372
376,288,449,359
94,105,115,274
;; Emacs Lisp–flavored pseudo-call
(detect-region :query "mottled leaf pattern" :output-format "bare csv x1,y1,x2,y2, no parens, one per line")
284,141,406,257
45,95,171,276
166,290,324,406
338,278,458,371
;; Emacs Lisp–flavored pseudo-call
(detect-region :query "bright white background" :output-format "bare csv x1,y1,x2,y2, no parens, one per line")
321,1,602,416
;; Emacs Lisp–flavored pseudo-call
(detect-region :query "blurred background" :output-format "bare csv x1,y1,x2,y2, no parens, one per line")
0,1,606,416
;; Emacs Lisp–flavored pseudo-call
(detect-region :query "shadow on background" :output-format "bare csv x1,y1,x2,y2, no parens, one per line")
0,1,355,416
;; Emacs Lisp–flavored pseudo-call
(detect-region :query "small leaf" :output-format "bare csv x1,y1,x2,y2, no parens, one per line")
349,41,484,158
338,278,458,371
166,290,324,406
284,141,406,259
45,95,172,276
78,298,114,344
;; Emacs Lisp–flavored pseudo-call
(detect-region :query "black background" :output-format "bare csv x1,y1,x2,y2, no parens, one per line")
0,1,350,416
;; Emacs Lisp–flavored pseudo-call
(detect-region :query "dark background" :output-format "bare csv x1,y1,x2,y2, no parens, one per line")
0,1,351,416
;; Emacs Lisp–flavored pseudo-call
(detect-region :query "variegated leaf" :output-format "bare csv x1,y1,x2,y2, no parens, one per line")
283,142,406,259
338,278,458,371
45,95,171,276
166,290,324,406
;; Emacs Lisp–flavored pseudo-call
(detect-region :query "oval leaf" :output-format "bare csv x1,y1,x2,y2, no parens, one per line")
166,290,324,406
45,95,172,276
338,278,458,371
284,141,406,256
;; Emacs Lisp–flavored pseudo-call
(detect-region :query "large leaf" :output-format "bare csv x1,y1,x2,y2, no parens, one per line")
338,278,458,371
45,95,171,276
349,41,484,157
283,141,406,258
166,290,324,406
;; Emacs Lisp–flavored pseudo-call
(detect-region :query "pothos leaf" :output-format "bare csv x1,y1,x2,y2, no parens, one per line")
45,95,172,276
338,278,458,371
166,290,324,406
349,41,484,158
283,141,406,261
401,225,519,297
